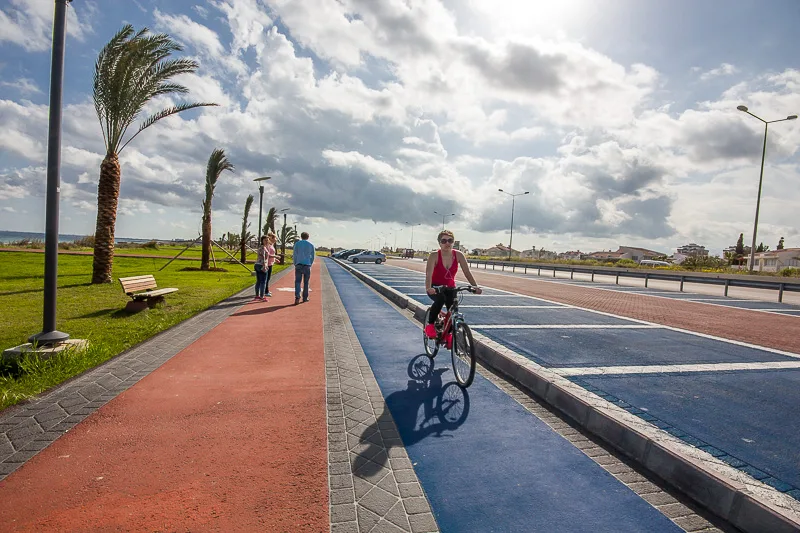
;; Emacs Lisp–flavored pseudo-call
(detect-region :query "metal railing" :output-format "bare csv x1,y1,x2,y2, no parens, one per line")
464,259,800,303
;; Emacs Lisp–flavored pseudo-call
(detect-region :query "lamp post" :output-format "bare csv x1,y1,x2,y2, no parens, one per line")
404,222,422,250
253,176,271,244
498,189,530,260
30,0,72,345
279,208,289,263
736,105,797,272
433,211,455,230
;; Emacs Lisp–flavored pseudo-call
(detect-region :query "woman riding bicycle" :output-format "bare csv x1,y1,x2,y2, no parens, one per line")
424,230,482,338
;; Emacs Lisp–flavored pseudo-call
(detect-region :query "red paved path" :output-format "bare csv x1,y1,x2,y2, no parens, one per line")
389,259,800,354
0,265,328,532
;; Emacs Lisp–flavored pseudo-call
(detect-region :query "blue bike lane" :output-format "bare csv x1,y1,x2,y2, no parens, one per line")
327,260,683,532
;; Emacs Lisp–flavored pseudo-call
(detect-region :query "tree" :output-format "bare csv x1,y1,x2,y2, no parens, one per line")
778,237,785,250
91,24,217,283
201,149,234,270
264,207,277,236
240,194,254,263
277,225,298,249
756,242,769,253
735,233,745,265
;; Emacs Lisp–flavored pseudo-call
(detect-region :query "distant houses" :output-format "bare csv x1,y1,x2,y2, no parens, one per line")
748,248,800,273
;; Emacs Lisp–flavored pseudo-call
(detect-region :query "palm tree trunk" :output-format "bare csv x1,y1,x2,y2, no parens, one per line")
201,213,211,270
91,153,120,284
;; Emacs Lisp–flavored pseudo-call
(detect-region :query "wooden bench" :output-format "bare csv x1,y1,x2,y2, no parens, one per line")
119,275,179,312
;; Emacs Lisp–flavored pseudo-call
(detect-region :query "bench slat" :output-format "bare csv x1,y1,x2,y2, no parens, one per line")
131,287,179,299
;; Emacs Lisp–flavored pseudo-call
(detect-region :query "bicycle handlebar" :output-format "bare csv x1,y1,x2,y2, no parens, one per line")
432,285,478,294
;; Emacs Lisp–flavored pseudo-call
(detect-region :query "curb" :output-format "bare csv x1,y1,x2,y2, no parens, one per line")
332,258,800,533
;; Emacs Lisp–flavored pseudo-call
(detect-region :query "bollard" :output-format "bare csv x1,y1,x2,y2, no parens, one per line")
538,267,541,276
645,273,649,288
724,279,729,297
570,270,574,280
680,276,684,292
502,264,505,271
616,273,619,285
779,283,785,303
553,269,556,278
591,272,594,282
524,266,527,274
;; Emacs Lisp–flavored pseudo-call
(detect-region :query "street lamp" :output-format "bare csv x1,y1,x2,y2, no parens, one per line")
736,105,797,272
30,0,72,345
253,176,271,243
433,211,455,230
404,222,422,250
498,189,530,260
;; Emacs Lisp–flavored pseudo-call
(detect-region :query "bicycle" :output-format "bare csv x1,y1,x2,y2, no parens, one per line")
422,285,478,388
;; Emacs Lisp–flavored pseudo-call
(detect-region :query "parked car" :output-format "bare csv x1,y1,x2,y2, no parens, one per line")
350,251,386,264
639,259,671,267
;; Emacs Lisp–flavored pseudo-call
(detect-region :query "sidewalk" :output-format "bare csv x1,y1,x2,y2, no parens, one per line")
0,265,328,531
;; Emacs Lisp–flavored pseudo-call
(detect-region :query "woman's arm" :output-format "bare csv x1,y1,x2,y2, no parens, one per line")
456,251,482,293
425,253,436,295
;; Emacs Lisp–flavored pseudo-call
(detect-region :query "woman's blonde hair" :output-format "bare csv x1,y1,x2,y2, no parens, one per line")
267,231,277,242
437,229,455,242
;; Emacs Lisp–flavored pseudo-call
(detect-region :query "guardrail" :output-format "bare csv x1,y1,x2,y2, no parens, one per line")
464,259,800,303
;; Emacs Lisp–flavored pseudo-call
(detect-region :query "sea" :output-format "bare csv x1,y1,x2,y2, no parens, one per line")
0,230,159,245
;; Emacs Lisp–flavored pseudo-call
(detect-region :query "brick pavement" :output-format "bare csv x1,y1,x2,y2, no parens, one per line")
387,259,800,354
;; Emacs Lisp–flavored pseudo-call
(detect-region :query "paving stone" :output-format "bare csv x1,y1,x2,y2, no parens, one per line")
658,502,693,519
403,497,430,515
372,519,408,533
331,522,359,533
331,503,357,523
408,512,438,533
642,492,679,507
357,505,382,532
0,462,21,476
5,450,38,463
330,488,355,505
398,482,423,498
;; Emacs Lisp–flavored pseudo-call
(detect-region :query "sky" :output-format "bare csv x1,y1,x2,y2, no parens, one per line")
0,0,798,255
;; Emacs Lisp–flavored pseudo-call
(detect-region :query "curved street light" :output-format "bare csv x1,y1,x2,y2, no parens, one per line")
404,221,422,250
498,189,530,260
433,211,456,230
736,105,797,272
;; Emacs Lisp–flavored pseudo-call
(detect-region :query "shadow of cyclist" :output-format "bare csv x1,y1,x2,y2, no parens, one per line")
351,354,470,478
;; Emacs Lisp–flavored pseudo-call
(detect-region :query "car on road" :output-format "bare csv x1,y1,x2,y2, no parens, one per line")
350,250,386,264
639,259,671,267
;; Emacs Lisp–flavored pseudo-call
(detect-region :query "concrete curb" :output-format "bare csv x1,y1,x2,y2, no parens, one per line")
332,258,800,533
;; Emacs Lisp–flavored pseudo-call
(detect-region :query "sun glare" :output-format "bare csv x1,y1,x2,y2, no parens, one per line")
473,0,591,38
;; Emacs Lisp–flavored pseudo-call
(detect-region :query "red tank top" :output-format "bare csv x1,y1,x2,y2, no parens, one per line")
432,250,458,287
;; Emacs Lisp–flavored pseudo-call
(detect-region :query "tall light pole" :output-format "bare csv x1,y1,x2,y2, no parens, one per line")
30,0,72,345
279,208,289,263
498,189,530,260
433,211,455,230
253,176,271,244
404,222,422,250
736,105,797,272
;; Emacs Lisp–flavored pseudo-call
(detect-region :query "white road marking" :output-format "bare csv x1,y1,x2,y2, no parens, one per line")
459,305,567,309
384,263,800,358
471,324,662,330
555,361,800,377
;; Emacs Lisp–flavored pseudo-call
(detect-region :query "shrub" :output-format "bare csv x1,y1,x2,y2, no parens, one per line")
780,267,800,278
615,259,638,268
141,240,159,249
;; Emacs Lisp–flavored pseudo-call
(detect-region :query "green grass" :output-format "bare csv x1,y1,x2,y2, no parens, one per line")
0,252,287,410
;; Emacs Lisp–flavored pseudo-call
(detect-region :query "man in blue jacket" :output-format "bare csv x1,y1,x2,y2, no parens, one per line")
293,232,315,304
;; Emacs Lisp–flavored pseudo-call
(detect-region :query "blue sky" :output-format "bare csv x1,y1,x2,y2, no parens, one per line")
1,0,798,255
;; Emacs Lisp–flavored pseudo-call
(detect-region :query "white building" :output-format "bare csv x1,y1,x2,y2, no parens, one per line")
676,243,708,257
747,248,800,272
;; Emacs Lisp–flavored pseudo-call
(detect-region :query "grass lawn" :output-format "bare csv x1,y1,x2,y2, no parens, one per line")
0,252,287,410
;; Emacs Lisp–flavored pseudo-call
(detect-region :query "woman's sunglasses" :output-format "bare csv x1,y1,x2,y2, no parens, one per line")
440,238,454,244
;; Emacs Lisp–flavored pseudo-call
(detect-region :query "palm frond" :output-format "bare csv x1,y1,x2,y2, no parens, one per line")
203,148,234,211
241,194,254,241
93,25,217,154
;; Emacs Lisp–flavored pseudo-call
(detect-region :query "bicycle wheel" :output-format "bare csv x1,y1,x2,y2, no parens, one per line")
450,320,476,387
422,308,439,358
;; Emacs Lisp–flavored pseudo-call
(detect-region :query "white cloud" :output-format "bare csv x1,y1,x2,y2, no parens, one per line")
0,78,41,95
0,0,95,52
699,63,739,81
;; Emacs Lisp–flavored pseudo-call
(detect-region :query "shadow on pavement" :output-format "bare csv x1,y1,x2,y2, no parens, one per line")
352,354,470,478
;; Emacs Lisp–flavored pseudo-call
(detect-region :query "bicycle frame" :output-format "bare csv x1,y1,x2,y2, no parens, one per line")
432,286,469,345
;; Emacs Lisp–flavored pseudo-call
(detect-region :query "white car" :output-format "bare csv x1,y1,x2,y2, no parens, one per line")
350,251,386,264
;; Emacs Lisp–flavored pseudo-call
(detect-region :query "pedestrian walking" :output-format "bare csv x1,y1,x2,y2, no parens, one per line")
253,235,269,301
293,231,315,304
264,232,277,297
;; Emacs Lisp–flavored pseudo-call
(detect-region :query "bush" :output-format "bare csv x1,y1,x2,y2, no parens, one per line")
679,255,729,270
780,267,800,278
615,259,638,268
141,240,159,249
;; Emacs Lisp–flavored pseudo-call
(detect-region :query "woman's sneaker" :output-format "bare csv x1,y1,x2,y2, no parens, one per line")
265,292,272,297
424,324,437,338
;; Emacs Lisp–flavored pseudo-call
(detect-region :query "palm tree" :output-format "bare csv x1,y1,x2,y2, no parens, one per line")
240,194,254,263
201,149,234,270
90,25,217,284
264,207,277,236
277,225,298,249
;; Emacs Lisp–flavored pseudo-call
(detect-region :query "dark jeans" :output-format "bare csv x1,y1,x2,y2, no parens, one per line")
254,263,267,297
264,264,273,293
427,291,455,323
295,264,311,300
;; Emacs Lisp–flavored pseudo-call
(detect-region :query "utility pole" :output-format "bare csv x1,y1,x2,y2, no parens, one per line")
30,0,72,345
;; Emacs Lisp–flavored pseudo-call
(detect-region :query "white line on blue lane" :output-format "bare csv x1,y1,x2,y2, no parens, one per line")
556,361,800,376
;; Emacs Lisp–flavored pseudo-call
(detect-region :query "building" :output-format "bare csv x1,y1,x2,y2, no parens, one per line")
586,250,625,261
484,243,520,257
747,248,800,272
616,246,667,262
676,243,708,257
558,250,584,260
520,247,537,259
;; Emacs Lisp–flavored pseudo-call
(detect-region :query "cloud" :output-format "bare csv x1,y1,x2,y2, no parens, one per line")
0,78,41,95
699,63,739,81
0,0,95,52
